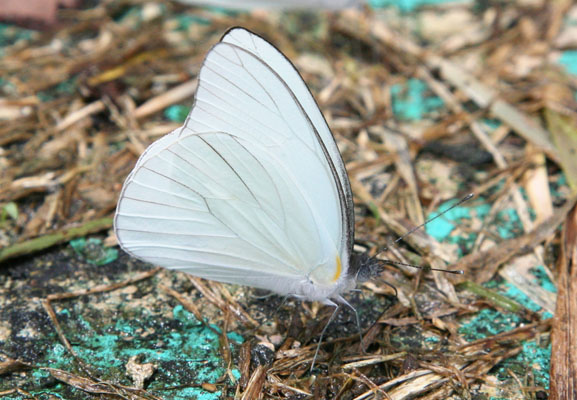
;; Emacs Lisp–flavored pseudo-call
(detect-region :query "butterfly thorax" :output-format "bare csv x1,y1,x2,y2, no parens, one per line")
293,274,357,304
291,253,382,303
347,253,384,283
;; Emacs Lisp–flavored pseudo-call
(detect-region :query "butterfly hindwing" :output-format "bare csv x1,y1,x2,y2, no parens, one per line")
115,131,341,290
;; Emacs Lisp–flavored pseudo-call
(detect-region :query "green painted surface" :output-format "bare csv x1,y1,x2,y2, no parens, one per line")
5,304,241,399
492,340,551,390
164,104,190,123
0,23,34,51
0,246,244,400
531,265,556,294
459,308,525,341
428,195,552,391
37,78,78,102
69,238,119,265
425,199,490,257
369,0,470,12
559,50,577,76
391,78,444,121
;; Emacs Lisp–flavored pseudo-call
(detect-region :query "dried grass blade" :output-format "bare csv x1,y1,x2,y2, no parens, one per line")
550,203,577,399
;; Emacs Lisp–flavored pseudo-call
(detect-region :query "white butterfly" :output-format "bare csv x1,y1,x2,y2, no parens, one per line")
114,27,381,307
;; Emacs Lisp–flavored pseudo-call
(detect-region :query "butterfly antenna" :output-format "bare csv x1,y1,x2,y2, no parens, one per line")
375,193,474,273
381,259,463,274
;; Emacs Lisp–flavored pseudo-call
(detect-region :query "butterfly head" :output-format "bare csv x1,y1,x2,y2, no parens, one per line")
348,252,385,283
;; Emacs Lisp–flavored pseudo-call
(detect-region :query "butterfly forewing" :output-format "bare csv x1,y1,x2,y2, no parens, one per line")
187,29,352,264
220,28,354,256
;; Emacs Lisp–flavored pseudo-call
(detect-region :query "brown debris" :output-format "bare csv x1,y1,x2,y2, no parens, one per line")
453,195,577,283
550,203,577,399
125,355,157,390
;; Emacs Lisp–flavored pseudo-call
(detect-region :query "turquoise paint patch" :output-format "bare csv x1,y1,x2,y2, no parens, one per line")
0,23,34,50
156,386,222,400
503,282,541,312
531,266,556,293
369,0,470,12
427,195,528,254
426,214,456,241
209,324,245,344
391,78,444,121
226,331,245,344
69,238,118,265
425,199,473,241
459,309,524,341
480,267,553,319
172,14,211,29
543,311,554,319
559,50,577,76
482,118,502,131
164,104,190,123
369,0,468,12
496,208,523,239
37,78,77,102
231,368,242,380
7,388,66,400
173,305,244,344
423,335,440,350
170,8,238,31
492,340,551,390
41,306,243,399
550,173,568,198
501,266,555,320
466,278,551,390
113,5,140,22
425,200,491,257
173,303,189,320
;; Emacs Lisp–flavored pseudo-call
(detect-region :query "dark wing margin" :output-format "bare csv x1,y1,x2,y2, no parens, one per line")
219,27,355,261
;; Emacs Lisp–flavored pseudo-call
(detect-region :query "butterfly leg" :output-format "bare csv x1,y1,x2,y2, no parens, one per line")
336,295,365,354
311,300,339,372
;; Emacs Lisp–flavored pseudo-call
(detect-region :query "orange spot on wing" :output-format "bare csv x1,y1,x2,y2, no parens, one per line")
332,255,342,282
